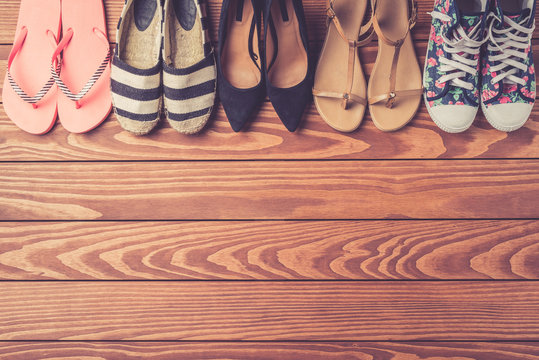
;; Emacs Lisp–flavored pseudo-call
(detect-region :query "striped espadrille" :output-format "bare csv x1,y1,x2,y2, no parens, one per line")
111,0,163,136
162,0,217,134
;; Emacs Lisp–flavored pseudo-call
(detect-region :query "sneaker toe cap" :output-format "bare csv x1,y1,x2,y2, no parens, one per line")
429,105,478,133
483,102,533,132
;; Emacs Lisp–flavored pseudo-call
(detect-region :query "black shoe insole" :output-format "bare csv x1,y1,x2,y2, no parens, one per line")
173,0,197,31
500,0,524,14
134,0,158,31
456,0,486,13
279,0,289,22
236,0,244,21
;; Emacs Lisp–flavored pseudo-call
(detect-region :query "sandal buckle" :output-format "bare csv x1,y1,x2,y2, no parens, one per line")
327,7,336,21
386,92,396,108
342,93,350,109
326,7,336,27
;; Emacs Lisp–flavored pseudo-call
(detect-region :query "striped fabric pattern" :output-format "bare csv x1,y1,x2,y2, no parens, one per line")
111,55,162,122
163,53,216,124
163,0,216,126
53,50,111,103
7,67,57,105
111,0,163,132
198,0,213,58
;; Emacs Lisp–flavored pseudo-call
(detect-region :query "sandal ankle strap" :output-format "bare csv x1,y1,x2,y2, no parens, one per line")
326,6,374,47
369,2,416,45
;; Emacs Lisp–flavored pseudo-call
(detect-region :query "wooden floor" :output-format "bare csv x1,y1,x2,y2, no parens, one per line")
1,0,538,358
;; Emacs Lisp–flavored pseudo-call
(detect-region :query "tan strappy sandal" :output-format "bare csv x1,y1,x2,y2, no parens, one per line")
313,0,373,133
367,0,423,132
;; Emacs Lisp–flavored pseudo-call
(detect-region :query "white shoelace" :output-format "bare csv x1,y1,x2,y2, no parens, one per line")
487,12,535,86
429,11,487,91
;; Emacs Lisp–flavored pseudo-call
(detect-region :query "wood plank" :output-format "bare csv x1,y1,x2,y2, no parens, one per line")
1,41,538,161
1,0,539,44
1,281,538,340
1,102,537,161
1,342,539,359
1,160,538,220
0,220,538,280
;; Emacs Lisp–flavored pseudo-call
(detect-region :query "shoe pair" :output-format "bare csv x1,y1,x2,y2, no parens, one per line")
3,0,112,135
424,0,536,133
313,0,423,133
112,0,217,136
217,0,314,132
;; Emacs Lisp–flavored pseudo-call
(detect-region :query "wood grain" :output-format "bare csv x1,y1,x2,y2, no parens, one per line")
0,220,538,280
1,0,538,352
1,40,538,161
1,0,539,44
1,281,539,340
1,160,538,220
1,342,539,359
0,102,537,161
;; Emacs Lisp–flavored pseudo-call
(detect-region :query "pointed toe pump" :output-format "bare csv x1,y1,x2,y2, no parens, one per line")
217,0,265,132
264,0,313,132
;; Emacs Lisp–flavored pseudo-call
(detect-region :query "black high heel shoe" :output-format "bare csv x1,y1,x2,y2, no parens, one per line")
264,0,313,132
217,0,265,132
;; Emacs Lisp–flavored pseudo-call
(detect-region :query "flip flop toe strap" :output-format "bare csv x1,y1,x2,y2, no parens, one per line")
369,88,423,108
7,27,58,108
51,28,111,109
313,89,367,107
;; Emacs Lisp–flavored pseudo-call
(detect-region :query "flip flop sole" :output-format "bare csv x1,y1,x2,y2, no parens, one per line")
2,0,61,135
57,0,112,134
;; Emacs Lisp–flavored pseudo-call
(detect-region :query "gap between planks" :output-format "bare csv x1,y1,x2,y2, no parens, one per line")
0,341,539,359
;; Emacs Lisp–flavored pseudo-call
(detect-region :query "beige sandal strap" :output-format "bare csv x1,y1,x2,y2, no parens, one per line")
369,0,418,32
368,0,418,108
313,88,367,107
326,4,348,44
368,88,423,108
327,3,374,47
324,1,374,110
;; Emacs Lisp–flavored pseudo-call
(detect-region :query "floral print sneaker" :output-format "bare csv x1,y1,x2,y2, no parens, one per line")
424,0,490,133
481,0,536,132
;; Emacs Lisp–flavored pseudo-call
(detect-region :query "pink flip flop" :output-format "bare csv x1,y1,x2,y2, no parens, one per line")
53,0,112,133
2,0,61,135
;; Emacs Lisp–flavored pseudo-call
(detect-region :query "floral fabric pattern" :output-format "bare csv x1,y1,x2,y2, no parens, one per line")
481,9,536,107
424,0,485,108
